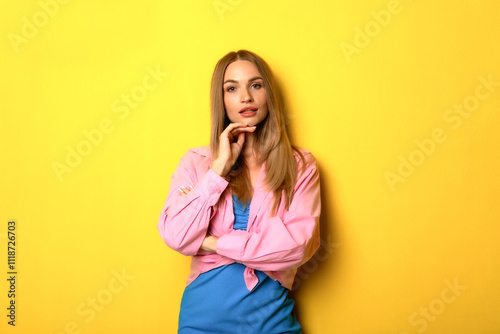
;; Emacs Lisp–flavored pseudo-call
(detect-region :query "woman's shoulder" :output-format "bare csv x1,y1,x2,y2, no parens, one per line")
187,146,212,158
292,146,317,166
292,147,319,182
178,146,213,167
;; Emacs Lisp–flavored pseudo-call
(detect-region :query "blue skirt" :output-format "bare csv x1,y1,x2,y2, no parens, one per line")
178,263,302,334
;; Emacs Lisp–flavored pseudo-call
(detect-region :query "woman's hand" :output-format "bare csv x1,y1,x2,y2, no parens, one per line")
200,235,218,253
179,186,219,253
178,185,193,196
211,123,256,177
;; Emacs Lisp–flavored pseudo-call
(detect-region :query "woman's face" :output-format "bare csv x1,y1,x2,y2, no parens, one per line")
223,60,268,127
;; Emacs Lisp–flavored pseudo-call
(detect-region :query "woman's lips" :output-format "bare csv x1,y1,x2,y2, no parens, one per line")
240,111,256,117
239,107,257,117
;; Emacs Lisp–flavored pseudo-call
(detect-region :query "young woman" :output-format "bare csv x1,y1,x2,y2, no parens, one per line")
158,50,321,333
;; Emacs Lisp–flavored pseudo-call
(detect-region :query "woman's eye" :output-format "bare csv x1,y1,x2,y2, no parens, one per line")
226,86,235,92
251,83,262,89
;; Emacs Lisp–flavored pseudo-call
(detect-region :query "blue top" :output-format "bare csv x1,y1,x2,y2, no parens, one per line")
231,195,250,231
178,195,302,334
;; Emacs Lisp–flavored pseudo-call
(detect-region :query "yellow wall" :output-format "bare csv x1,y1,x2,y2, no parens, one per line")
1,1,499,333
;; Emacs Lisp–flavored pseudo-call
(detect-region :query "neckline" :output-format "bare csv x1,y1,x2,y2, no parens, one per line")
232,194,251,204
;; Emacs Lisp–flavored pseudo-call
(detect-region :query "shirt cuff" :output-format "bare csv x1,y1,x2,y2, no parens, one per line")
194,168,229,206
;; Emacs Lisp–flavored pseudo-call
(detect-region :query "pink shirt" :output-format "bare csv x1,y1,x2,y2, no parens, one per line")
158,146,321,291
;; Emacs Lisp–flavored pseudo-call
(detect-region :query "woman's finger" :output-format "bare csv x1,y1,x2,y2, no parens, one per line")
220,123,247,137
178,185,193,196
235,130,246,147
222,123,256,137
229,125,257,137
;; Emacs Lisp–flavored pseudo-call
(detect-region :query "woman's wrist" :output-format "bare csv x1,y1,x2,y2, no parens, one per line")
211,158,229,177
201,235,219,253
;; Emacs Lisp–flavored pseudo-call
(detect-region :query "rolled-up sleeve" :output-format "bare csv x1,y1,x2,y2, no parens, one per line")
216,154,321,272
158,152,228,256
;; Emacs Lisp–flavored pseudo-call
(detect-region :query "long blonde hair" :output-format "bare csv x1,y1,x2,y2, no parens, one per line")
210,50,303,212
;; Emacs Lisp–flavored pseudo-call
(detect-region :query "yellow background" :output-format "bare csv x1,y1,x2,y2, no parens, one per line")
1,0,499,333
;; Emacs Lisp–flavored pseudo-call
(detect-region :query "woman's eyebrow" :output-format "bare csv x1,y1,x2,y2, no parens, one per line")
223,76,263,85
248,76,263,82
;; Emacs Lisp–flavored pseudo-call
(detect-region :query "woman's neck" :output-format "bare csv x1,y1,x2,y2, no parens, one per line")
242,132,260,167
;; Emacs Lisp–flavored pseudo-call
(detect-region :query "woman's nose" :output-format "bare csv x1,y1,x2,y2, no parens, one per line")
241,89,253,103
